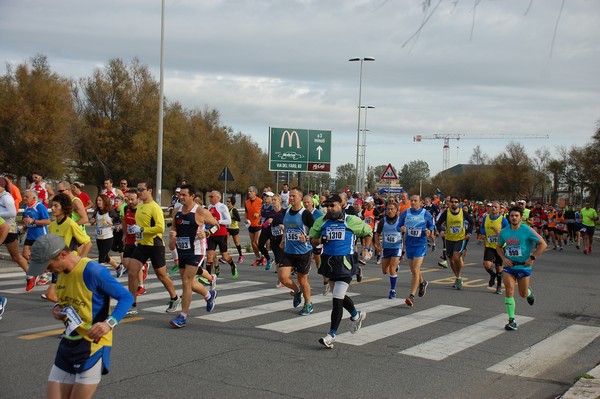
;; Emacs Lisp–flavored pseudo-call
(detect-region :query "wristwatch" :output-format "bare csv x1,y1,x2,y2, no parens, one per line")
105,316,118,329
529,255,536,261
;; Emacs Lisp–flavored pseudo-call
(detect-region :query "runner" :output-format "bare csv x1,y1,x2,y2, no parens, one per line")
71,182,94,210
580,202,598,254
56,181,89,232
479,201,509,295
89,194,122,276
245,186,263,266
101,178,124,206
373,201,403,300
28,234,133,399
435,196,475,290
398,195,435,307
45,193,93,302
30,172,54,208
21,189,51,279
168,184,219,328
206,190,238,279
310,193,372,349
256,191,274,269
303,195,326,294
0,216,9,320
126,181,181,314
497,206,547,331
226,196,244,263
279,187,315,316
0,177,34,290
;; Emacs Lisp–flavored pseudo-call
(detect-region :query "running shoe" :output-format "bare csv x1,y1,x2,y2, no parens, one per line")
0,296,7,319
488,272,496,287
437,260,448,268
136,286,147,295
527,288,535,306
214,263,221,277
231,266,238,280
265,259,273,271
237,255,244,264
25,276,38,292
350,311,366,334
292,289,303,308
504,318,518,331
261,257,267,266
322,283,330,296
432,244,436,252
197,276,210,285
165,297,182,313
169,264,179,275
319,334,335,349
37,274,50,286
418,280,429,297
170,313,187,328
251,258,261,266
559,247,563,252
116,263,125,278
589,247,593,253
276,281,285,289
376,254,381,264
358,258,366,266
576,245,580,250
142,263,148,281
405,296,414,307
388,290,396,299
218,257,227,264
210,274,217,290
356,266,363,283
126,307,139,316
552,246,557,251
495,286,502,295
583,249,588,255
206,290,218,312
298,302,313,316
455,278,463,290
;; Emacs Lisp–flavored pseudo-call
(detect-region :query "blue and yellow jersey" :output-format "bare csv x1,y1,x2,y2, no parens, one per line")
445,209,466,241
480,214,509,249
55,258,133,346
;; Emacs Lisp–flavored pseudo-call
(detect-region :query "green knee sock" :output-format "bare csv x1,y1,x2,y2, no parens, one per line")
505,297,515,319
527,287,532,297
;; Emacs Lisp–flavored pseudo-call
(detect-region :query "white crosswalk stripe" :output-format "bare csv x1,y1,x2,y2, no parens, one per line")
487,324,600,377
336,305,470,346
399,314,534,360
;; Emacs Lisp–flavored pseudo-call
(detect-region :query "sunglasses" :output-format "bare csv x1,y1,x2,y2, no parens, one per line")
136,187,146,192
451,201,459,204
57,189,66,193
325,203,336,208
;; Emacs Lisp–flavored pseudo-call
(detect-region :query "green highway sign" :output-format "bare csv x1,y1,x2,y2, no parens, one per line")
269,127,332,172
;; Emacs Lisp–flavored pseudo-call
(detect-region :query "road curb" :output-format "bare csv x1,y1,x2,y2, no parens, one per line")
558,364,600,399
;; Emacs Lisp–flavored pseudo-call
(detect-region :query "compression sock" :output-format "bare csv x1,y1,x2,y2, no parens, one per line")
390,275,398,291
486,268,496,277
236,245,243,256
505,297,515,319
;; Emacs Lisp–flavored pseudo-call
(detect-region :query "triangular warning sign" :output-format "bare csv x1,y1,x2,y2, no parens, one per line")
380,163,398,180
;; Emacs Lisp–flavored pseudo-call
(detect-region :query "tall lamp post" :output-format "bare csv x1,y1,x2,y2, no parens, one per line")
359,105,374,193
156,0,165,204
349,57,375,194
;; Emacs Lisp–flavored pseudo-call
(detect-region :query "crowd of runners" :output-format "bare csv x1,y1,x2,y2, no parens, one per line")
0,172,598,398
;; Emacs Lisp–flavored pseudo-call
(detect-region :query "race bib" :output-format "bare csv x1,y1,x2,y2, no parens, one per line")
384,233,401,244
325,226,346,241
556,223,565,230
407,227,421,238
127,225,136,234
176,237,191,250
449,225,462,235
487,235,498,244
364,217,373,225
271,226,283,236
504,244,523,258
534,217,541,223
286,231,302,241
60,306,84,336
135,231,143,240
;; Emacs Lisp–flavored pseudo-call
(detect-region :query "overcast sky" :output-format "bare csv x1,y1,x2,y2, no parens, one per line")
1,0,599,177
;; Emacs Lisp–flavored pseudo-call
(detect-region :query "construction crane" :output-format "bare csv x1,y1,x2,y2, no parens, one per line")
413,133,550,171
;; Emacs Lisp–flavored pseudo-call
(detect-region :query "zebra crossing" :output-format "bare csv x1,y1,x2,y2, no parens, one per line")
2,269,599,380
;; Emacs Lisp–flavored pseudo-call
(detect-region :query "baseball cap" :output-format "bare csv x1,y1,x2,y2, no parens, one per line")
323,194,342,204
365,197,374,203
29,234,66,276
518,199,526,204
264,191,274,197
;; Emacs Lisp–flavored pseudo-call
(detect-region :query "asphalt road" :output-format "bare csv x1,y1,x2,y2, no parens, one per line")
1,232,599,399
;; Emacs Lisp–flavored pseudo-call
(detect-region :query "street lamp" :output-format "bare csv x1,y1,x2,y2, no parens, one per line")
359,105,374,193
349,57,375,193
156,0,165,204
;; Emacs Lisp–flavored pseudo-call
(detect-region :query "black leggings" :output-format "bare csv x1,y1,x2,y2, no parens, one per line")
97,238,114,263
258,229,271,261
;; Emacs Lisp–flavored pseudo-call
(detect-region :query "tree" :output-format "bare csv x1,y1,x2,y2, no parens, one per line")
334,163,356,192
492,142,534,200
0,55,76,179
398,160,430,192
469,145,489,165
546,159,565,205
